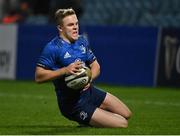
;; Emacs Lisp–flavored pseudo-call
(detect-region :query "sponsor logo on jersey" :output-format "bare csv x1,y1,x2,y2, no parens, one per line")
80,45,86,54
64,52,71,58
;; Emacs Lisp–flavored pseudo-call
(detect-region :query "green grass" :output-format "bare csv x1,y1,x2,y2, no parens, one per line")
0,80,180,135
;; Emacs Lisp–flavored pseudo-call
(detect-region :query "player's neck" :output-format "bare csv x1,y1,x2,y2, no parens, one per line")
59,34,75,44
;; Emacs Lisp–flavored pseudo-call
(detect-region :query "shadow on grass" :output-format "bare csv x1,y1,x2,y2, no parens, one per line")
0,124,91,135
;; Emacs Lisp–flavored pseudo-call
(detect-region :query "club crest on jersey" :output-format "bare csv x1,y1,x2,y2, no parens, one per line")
80,111,88,120
64,52,71,59
80,45,86,54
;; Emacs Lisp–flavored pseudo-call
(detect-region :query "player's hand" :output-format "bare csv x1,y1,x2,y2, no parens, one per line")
83,78,92,91
83,83,91,91
65,61,83,75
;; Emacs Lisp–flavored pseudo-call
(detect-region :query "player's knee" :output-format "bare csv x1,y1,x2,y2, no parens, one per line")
118,119,128,128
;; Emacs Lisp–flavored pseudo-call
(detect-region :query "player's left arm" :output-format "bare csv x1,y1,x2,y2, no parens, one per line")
83,60,100,91
82,36,100,89
89,60,100,82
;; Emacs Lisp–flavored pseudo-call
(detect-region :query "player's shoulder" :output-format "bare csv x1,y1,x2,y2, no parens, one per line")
49,36,63,47
41,36,59,53
45,36,63,49
78,35,89,46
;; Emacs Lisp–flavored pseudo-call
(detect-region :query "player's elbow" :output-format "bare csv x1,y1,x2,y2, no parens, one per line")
35,77,41,84
35,74,44,84
96,65,100,76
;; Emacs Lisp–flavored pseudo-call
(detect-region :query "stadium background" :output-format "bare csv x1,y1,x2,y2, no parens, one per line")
0,0,180,135
1,0,180,87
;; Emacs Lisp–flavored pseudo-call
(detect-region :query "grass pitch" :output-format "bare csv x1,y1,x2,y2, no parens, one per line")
0,80,180,135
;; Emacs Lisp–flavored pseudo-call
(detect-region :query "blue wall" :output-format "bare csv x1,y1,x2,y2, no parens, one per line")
16,25,57,80
16,25,158,86
84,26,158,86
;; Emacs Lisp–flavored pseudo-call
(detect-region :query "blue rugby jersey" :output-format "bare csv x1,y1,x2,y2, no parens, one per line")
37,35,96,103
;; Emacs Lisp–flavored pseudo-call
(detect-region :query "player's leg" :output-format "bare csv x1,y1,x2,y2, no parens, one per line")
89,107,128,128
100,92,132,119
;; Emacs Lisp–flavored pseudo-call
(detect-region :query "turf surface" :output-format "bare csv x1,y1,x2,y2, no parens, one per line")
0,80,180,135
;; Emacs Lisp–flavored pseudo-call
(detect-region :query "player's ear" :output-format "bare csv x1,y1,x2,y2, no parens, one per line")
57,25,63,32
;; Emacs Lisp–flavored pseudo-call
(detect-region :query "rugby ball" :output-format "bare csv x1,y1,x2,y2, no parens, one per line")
65,67,91,90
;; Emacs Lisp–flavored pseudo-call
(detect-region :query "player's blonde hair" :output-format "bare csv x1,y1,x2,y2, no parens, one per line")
55,8,76,26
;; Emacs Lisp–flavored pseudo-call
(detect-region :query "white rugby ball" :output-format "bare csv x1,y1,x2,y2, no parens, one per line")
65,67,91,90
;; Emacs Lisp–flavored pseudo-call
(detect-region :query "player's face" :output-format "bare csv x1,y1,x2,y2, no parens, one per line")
61,14,79,43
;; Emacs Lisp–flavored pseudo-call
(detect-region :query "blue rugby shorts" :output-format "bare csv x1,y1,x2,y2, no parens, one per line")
57,86,107,125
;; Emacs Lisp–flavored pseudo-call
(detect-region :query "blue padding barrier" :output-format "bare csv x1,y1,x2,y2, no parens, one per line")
16,24,57,80
83,26,158,86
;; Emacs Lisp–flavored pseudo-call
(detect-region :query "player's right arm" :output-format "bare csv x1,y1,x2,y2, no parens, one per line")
35,43,83,83
35,66,66,83
35,61,82,83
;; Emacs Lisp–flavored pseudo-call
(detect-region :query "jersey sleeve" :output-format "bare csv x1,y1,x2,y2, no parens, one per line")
83,37,96,65
36,44,57,70
86,46,96,65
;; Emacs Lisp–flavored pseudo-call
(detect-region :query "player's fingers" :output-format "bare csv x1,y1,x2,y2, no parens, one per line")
74,61,83,66
71,68,80,74
70,71,77,75
74,63,83,69
83,83,90,91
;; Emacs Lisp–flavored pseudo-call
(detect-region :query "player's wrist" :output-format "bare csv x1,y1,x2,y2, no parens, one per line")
89,78,93,84
61,67,68,75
